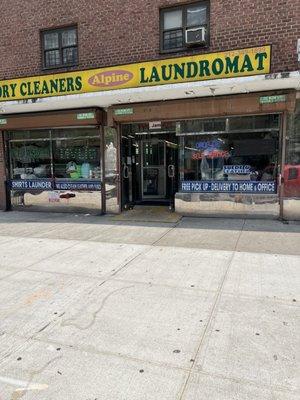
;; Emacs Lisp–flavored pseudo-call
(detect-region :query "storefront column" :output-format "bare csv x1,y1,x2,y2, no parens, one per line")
104,126,120,214
100,126,106,214
283,98,300,220
0,133,7,210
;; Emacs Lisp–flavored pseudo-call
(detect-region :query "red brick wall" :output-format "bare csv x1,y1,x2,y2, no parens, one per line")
0,136,7,210
0,0,299,80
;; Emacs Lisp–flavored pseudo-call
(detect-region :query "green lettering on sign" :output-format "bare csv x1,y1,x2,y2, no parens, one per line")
260,95,286,104
114,108,134,116
0,118,7,125
77,112,95,120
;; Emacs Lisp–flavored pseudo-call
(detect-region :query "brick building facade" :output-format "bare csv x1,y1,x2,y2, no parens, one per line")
0,0,299,219
0,0,299,79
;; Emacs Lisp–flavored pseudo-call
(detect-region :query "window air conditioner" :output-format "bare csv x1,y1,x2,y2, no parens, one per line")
185,27,206,45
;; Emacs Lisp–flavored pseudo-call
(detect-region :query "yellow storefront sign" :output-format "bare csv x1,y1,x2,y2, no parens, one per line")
0,46,271,102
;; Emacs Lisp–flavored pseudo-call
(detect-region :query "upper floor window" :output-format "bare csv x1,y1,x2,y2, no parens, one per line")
42,26,78,69
160,2,209,52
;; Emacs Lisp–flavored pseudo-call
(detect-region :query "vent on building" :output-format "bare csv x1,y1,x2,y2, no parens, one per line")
185,27,206,45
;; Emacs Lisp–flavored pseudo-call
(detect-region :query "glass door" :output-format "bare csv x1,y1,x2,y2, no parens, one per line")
121,134,134,209
141,139,166,199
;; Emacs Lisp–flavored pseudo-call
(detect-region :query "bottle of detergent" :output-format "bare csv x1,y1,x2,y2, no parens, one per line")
81,162,91,179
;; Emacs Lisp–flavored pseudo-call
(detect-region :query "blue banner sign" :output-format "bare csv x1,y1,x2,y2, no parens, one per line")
10,179,53,190
9,179,102,191
223,165,251,174
55,180,102,191
181,180,277,194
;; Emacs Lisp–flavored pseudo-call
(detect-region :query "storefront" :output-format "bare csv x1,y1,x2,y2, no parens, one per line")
0,45,299,219
2,109,105,213
110,91,299,219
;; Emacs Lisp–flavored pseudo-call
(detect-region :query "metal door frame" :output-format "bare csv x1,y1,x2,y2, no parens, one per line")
120,133,134,209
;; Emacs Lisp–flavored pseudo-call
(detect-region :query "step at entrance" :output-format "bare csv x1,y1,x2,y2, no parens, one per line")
112,206,182,223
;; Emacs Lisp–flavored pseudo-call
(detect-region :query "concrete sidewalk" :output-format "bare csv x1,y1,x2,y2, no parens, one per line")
0,211,299,399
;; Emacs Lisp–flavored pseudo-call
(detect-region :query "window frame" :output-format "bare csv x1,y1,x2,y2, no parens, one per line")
160,1,210,54
41,25,79,70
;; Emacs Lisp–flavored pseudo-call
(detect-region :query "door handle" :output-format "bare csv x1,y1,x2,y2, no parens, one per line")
123,165,129,179
168,165,175,178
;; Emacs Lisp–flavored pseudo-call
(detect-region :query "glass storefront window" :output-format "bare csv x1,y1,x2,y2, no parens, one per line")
122,121,176,136
8,128,102,213
9,130,51,141
9,128,101,181
50,128,99,140
10,139,51,179
179,114,280,194
285,101,300,198
53,137,100,180
183,131,279,182
179,118,226,134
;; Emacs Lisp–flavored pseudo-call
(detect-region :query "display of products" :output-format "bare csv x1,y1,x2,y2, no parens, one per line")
10,133,101,183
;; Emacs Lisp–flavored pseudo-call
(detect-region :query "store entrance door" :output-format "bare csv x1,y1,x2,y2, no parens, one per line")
141,139,166,200
121,132,178,210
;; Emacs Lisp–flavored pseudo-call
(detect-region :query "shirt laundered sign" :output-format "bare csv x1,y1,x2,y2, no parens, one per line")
9,179,102,191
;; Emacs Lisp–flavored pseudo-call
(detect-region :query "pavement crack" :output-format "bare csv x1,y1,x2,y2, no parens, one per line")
151,219,182,246
37,322,52,333
61,285,134,330
109,246,153,278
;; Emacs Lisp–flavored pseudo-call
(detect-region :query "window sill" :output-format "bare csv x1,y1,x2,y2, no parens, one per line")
41,63,79,72
159,43,209,55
